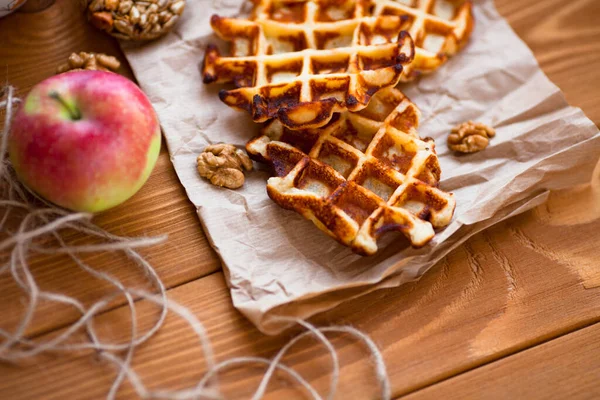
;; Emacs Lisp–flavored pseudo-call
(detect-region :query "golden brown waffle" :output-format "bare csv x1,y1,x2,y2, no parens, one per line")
246,88,456,255
247,0,473,80
202,0,416,129
368,0,473,80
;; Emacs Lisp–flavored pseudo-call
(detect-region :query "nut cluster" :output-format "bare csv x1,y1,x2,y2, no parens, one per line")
448,121,496,153
84,0,185,41
197,144,253,189
57,52,121,74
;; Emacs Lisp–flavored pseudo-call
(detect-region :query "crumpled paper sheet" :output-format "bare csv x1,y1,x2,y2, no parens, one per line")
121,0,600,334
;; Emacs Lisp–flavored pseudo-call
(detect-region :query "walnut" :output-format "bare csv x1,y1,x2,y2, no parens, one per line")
448,121,496,153
57,52,121,74
197,144,253,189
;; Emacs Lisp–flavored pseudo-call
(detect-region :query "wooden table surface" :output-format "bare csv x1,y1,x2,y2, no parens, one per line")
1,0,600,398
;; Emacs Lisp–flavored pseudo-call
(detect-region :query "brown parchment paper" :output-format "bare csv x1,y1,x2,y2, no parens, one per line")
121,0,600,334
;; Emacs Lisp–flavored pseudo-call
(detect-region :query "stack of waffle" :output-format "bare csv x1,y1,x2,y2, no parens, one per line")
202,0,472,255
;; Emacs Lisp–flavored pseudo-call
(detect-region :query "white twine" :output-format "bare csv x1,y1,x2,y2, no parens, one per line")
0,86,391,399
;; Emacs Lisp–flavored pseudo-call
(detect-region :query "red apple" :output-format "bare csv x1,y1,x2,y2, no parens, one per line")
9,70,161,212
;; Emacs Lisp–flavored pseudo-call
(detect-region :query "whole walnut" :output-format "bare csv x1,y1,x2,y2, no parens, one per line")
197,144,253,189
448,121,496,153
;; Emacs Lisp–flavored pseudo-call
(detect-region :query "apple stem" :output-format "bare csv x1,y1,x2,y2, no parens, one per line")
49,91,82,121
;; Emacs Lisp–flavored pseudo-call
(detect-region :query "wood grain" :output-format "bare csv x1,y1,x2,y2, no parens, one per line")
403,322,600,400
0,0,599,398
2,214,600,399
0,0,134,93
0,152,219,337
0,0,220,338
495,0,600,125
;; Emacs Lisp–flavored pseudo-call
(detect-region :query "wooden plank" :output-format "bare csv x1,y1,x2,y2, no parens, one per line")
0,152,220,337
0,1,134,93
2,213,600,399
0,1,220,337
401,322,600,400
0,0,597,342
495,0,600,125
1,0,600,398
0,0,598,340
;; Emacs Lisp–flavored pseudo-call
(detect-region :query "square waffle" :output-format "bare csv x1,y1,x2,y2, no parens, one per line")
202,0,416,129
246,87,456,255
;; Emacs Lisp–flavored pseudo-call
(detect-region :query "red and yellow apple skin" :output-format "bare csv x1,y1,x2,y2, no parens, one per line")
9,70,161,212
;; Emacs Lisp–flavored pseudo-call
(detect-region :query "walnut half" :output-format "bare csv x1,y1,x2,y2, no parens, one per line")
197,144,253,189
448,121,496,153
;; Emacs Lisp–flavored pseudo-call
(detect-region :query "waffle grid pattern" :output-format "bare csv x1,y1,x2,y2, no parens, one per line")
202,0,472,129
203,0,416,128
370,0,473,78
246,88,456,255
